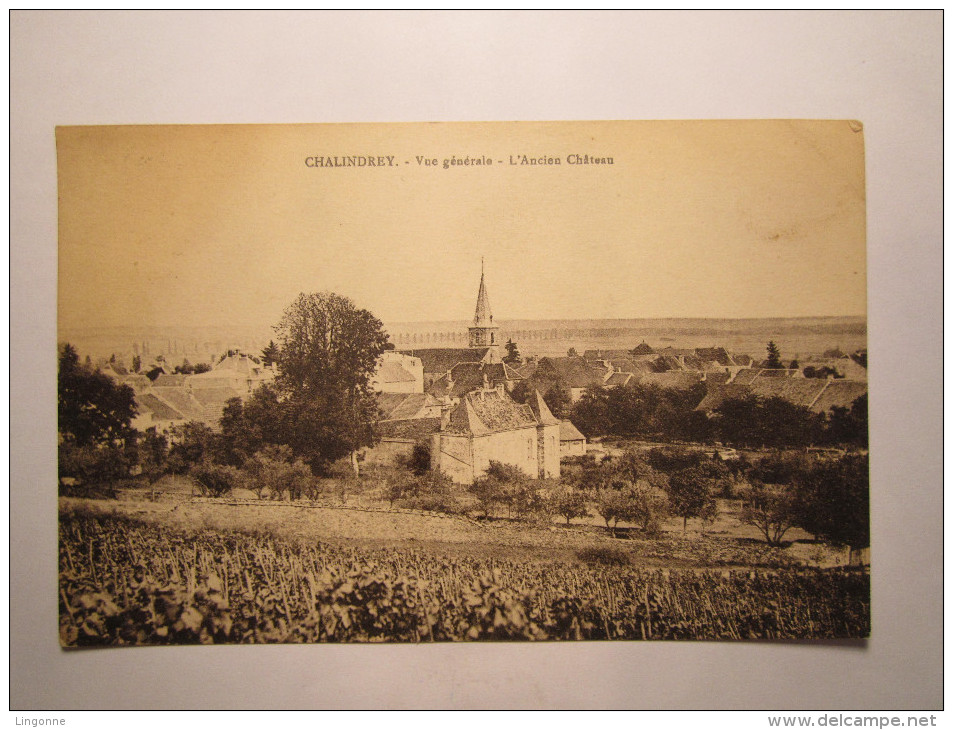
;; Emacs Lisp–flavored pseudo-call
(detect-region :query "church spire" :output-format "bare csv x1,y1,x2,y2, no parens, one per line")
468,260,500,357
473,258,493,326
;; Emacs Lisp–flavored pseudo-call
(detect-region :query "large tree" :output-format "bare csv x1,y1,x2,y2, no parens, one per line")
58,343,138,489
794,453,870,560
58,343,137,448
272,291,389,474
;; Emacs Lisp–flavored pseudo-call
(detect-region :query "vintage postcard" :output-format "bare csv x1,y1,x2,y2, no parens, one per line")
56,120,868,644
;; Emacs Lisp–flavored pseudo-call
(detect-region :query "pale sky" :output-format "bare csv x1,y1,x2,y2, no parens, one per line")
57,120,866,333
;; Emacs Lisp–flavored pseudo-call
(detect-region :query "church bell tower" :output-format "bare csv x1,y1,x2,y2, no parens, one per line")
468,260,500,360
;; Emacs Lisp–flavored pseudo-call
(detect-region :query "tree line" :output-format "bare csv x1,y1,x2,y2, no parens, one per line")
564,383,867,450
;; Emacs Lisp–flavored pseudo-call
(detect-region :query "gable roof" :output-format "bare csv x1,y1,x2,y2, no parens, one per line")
136,393,185,421
638,372,704,390
748,377,828,407
694,383,751,412
695,379,867,414
376,392,440,421
605,372,633,387
535,357,611,389
376,360,417,384
559,420,586,442
731,368,760,385
400,347,490,375
808,380,868,414
376,417,442,441
695,347,735,367
444,389,537,435
428,361,520,398
525,390,560,426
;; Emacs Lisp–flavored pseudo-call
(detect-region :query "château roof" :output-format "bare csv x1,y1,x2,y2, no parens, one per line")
525,390,560,426
443,389,538,435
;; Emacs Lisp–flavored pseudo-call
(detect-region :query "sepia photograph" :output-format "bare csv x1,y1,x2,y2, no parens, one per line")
56,120,870,645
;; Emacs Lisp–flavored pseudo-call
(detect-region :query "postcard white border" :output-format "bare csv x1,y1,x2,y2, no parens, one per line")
10,10,943,710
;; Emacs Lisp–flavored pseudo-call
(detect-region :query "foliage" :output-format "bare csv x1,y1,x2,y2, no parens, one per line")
511,379,571,420
469,461,523,518
261,340,280,368
271,291,390,473
190,462,244,498
59,512,871,644
713,396,825,449
665,467,718,532
243,445,316,501
794,453,870,552
396,442,431,476
576,546,630,568
167,422,218,475
739,481,799,547
591,487,632,534
625,481,671,534
550,488,589,526
58,343,137,449
803,365,842,379
58,442,132,495
826,394,868,448
570,383,709,442
765,341,783,369
135,428,169,486
503,339,522,366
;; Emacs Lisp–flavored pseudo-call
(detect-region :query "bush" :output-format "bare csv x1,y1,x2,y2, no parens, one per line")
191,462,243,498
243,446,317,501
550,487,590,526
576,546,630,568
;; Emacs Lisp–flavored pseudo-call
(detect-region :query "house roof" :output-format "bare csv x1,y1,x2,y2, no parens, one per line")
136,393,185,421
694,384,751,412
153,374,188,387
376,360,417,384
377,417,442,441
749,377,828,407
702,371,731,386
731,368,760,385
695,347,735,367
559,420,586,442
809,380,868,414
535,357,611,389
638,372,704,390
605,372,633,387
443,389,537,435
377,392,439,421
399,347,490,374
428,361,521,398
755,368,801,378
525,390,560,426
694,378,866,414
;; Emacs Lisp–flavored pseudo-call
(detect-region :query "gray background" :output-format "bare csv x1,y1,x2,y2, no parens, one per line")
11,10,943,710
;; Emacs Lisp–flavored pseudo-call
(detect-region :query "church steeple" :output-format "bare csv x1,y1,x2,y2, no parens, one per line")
468,259,500,357
473,258,493,327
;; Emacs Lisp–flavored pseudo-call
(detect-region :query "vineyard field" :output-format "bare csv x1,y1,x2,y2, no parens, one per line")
59,509,870,644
